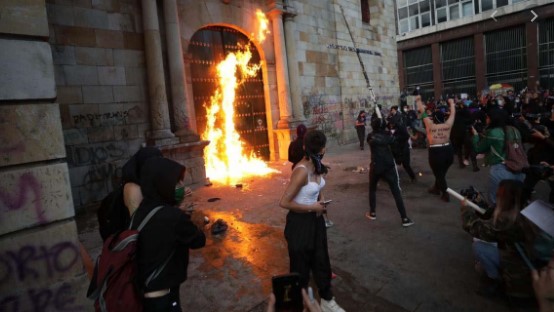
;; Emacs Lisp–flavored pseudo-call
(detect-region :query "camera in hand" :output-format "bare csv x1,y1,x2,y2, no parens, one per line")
272,273,303,312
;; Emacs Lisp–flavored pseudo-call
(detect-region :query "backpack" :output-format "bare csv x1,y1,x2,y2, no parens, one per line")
97,185,130,241
491,126,529,173
87,206,172,312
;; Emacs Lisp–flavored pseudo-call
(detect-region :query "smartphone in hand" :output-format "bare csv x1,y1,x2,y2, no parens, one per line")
272,273,303,312
322,200,332,205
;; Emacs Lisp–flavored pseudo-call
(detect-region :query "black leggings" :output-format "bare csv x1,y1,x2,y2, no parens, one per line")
369,165,408,219
356,126,365,148
428,145,454,193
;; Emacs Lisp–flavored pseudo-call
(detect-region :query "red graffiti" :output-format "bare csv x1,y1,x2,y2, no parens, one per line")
0,142,25,155
0,173,45,223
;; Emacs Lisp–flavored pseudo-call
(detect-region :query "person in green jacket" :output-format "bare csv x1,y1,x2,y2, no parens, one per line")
471,108,525,206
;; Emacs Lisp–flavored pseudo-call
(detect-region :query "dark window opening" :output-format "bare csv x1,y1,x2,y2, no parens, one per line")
361,0,370,24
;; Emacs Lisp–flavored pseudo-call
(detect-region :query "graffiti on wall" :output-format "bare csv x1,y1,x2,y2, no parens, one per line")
72,110,130,124
0,241,83,311
71,142,126,166
0,173,45,224
83,163,122,192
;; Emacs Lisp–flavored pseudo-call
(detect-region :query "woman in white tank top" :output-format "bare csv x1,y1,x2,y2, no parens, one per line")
279,130,345,312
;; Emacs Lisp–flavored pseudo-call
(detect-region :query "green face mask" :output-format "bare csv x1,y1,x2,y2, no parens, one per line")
175,186,185,203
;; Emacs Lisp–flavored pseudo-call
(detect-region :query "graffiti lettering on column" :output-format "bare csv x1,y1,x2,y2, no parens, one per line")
0,241,79,285
0,173,45,224
0,282,84,311
73,143,125,166
72,110,130,125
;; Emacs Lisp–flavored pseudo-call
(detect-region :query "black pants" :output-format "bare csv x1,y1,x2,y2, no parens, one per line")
369,165,408,219
523,171,554,204
452,133,477,168
143,286,181,312
285,212,333,300
395,146,416,180
428,145,454,193
356,126,365,149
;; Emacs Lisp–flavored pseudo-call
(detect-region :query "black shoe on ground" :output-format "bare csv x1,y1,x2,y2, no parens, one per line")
473,166,480,172
440,192,450,202
402,218,414,227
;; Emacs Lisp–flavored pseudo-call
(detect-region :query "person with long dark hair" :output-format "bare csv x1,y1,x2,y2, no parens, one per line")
279,130,345,312
461,179,537,298
471,107,525,207
417,96,456,202
288,124,308,169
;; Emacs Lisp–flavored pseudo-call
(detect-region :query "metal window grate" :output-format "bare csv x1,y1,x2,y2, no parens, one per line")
485,26,527,90
441,37,475,81
539,18,554,89
404,46,434,85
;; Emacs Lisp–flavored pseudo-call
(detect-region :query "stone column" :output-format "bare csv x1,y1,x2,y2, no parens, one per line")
268,4,293,129
164,0,198,142
142,0,175,142
283,12,305,123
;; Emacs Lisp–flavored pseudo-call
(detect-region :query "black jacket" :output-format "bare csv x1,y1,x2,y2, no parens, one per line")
132,157,206,292
367,130,396,173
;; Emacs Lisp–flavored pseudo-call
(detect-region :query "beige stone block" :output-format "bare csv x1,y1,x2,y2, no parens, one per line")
64,65,99,85
75,47,114,66
98,66,126,85
0,221,84,293
0,0,49,37
63,128,88,145
0,103,65,166
74,7,109,29
113,49,144,66
0,40,55,100
46,3,75,26
108,12,135,31
51,45,76,65
113,85,145,103
57,86,83,104
124,32,144,50
82,86,114,103
55,25,96,47
87,126,115,142
0,164,74,235
95,29,124,49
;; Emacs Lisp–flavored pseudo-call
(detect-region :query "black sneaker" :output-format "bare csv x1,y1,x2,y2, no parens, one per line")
402,218,414,227
365,212,376,220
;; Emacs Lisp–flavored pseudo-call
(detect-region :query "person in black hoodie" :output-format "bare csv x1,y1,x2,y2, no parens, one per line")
131,156,206,311
366,117,414,227
388,120,416,182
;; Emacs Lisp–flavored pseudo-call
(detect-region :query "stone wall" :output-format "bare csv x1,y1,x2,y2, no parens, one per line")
292,0,399,144
47,0,150,210
0,1,89,310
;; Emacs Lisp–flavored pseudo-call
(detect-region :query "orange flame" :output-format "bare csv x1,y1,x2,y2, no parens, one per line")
255,9,270,43
202,16,277,184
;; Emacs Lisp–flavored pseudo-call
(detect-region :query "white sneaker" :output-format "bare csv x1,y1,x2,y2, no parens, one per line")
463,159,470,166
325,219,334,228
320,297,346,312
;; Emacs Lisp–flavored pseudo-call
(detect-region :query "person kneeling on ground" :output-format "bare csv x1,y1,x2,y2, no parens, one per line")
460,179,540,299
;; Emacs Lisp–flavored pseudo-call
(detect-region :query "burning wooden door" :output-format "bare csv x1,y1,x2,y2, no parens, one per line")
188,26,270,160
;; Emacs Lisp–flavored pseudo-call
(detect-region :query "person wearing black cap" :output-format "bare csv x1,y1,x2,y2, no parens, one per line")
417,96,456,202
366,117,414,227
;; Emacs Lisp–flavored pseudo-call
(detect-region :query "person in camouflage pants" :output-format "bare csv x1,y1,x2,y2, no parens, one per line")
461,179,537,298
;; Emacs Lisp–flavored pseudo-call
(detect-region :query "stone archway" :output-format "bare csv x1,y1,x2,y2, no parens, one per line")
188,26,270,160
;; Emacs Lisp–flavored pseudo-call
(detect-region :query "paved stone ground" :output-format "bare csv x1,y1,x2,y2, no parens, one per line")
77,142,549,311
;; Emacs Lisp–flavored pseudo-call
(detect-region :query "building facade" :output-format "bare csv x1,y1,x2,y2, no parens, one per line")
0,0,399,306
395,0,554,100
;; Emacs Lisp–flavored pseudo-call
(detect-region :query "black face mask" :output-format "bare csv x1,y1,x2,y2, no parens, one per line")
309,152,324,173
